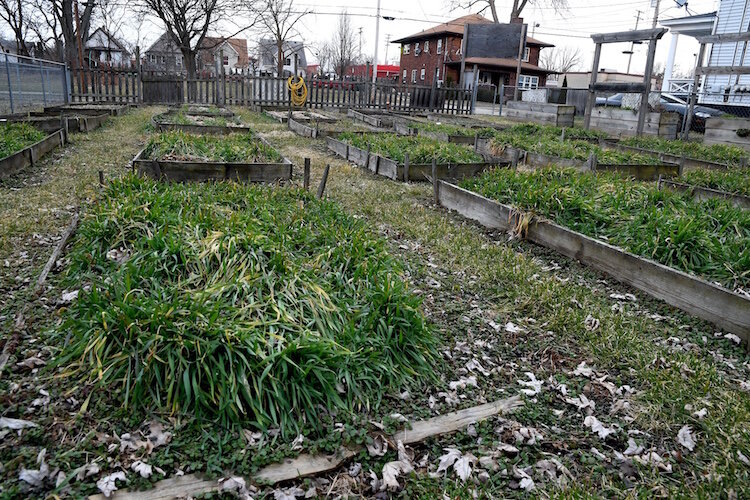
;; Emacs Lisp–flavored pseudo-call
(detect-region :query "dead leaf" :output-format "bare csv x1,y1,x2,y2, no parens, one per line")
0,417,37,430
623,438,644,456
437,448,461,474
677,425,696,452
453,453,476,482
96,471,127,498
583,415,616,439
366,434,388,457
131,460,152,478
518,372,543,396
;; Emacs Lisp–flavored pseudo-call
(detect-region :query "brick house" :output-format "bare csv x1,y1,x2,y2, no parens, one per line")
144,33,249,74
392,13,554,91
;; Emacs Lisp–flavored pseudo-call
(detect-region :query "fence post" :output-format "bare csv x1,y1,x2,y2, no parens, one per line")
4,53,14,114
135,46,142,103
63,63,70,103
498,83,504,116
470,64,479,114
39,60,47,106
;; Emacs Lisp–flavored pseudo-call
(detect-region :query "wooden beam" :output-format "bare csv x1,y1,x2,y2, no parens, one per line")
696,32,750,44
637,37,659,136
695,65,750,76
591,82,647,93
583,43,603,130
591,28,667,44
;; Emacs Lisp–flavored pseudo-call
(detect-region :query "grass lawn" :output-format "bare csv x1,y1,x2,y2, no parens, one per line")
0,106,748,498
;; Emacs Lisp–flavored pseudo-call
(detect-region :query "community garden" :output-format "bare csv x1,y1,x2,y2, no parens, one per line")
0,104,749,499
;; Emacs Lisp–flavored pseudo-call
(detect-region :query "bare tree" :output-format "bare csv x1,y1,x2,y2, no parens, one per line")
312,40,334,76
331,11,356,79
250,0,310,76
447,0,568,22
141,0,230,92
0,0,32,55
539,46,582,74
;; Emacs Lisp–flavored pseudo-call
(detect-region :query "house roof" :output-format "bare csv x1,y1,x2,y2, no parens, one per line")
392,13,553,47
200,37,249,67
447,56,554,74
86,27,129,53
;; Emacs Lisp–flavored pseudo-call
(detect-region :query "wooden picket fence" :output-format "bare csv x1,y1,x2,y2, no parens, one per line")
68,67,474,114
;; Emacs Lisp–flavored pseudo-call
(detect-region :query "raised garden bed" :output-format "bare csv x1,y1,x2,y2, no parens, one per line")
152,109,253,135
347,108,395,128
435,169,750,342
8,113,109,135
132,131,292,183
477,123,678,180
0,122,65,180
658,177,750,210
604,136,747,171
502,101,575,128
43,103,129,116
265,109,338,124
288,116,377,139
704,117,750,152
170,104,236,118
394,118,498,145
588,107,680,138
327,132,506,182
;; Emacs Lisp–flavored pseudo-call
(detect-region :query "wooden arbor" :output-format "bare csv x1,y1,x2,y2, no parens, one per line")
583,28,668,136
683,31,750,139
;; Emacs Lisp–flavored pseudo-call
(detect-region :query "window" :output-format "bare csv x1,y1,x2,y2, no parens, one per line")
424,40,429,53
403,44,410,55
435,68,440,80
518,74,539,90
284,58,291,66
402,69,407,80
420,68,425,81
223,55,229,66
522,47,530,62
411,69,417,83
437,39,443,54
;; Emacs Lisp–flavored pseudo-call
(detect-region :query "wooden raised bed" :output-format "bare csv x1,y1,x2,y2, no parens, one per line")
657,177,750,210
42,104,128,116
502,101,575,128
8,113,109,135
476,140,680,180
265,110,338,124
287,117,380,139
704,117,750,152
347,108,394,128
600,140,733,171
132,135,292,183
0,129,65,180
151,112,253,135
326,136,505,182
434,180,750,344
588,107,679,138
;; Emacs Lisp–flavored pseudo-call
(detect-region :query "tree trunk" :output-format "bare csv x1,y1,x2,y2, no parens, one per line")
184,49,197,101
276,39,284,77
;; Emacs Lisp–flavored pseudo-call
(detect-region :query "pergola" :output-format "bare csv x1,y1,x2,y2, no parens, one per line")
659,12,716,93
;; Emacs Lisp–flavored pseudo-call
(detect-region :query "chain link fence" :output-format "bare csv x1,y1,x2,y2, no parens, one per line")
0,52,68,115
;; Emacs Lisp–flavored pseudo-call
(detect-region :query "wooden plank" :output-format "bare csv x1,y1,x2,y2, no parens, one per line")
696,32,750,44
89,396,522,499
591,27,667,44
591,82,647,93
659,178,750,210
0,130,64,180
695,66,750,76
33,213,79,295
600,141,731,171
437,181,750,342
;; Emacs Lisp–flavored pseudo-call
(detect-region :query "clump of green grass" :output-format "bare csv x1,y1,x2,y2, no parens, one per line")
411,121,498,138
0,122,46,158
143,131,282,163
461,167,750,290
620,136,748,166
338,132,483,164
55,176,436,431
489,123,658,165
155,109,242,127
681,168,750,197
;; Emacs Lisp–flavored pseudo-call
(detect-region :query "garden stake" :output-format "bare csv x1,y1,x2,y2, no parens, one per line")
317,164,330,199
303,158,310,190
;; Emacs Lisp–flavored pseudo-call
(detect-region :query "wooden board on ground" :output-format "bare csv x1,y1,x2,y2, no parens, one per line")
88,396,522,499
588,107,679,138
0,129,65,180
658,177,750,210
704,117,750,152
265,110,338,123
43,104,128,116
151,112,254,135
600,140,732,171
435,180,750,343
6,113,109,135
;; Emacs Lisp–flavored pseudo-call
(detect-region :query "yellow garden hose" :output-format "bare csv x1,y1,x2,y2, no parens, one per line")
287,76,308,107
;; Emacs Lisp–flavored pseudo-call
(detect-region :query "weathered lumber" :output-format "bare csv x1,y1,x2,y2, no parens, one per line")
600,141,731,171
436,180,750,343
88,395,522,500
0,130,65,180
658,178,750,210
696,32,750,44
591,28,667,44
696,66,750,76
33,212,80,295
591,82,647,93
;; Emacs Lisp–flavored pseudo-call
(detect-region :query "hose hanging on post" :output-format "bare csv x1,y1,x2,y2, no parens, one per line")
287,76,308,107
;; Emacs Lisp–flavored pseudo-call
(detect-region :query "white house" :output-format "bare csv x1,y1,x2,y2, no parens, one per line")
85,27,130,67
257,39,307,77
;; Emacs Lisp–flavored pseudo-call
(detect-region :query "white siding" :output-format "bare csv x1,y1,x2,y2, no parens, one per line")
704,0,750,105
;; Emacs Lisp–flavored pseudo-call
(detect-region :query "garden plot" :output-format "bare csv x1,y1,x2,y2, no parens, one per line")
7,112,109,135
0,122,65,180
288,116,377,139
327,132,505,182
347,108,396,128
604,136,748,171
152,107,253,135
479,123,679,180
264,109,338,124
43,103,129,116
132,131,292,183
437,167,750,340
56,175,436,428
394,118,499,145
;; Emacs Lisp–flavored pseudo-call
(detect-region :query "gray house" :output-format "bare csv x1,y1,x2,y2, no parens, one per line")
143,33,185,72
257,39,307,77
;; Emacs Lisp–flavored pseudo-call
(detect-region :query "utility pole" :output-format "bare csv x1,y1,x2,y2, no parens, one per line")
384,33,390,65
372,0,381,84
652,0,661,28
358,27,363,61
626,10,642,74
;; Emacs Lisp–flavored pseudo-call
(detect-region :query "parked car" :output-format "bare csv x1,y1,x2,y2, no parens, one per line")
595,92,721,132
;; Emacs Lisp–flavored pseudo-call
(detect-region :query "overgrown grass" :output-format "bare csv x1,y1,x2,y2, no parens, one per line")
489,123,660,165
620,136,748,166
143,131,282,162
681,168,750,196
338,132,483,163
409,120,498,138
55,176,437,432
0,122,46,158
461,167,750,290
155,109,242,127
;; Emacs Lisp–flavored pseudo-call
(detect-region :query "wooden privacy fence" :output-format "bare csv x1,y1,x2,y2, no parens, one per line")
69,69,474,114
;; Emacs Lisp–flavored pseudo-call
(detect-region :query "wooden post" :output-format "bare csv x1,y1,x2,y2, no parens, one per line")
513,24,528,102
583,43,602,130
431,160,439,203
98,170,104,186
403,153,410,182
303,158,310,189
683,42,706,140
317,164,330,199
657,174,663,190
473,134,479,152
511,149,519,169
560,128,566,142
678,155,685,176
587,152,598,171
215,50,225,106
135,46,142,103
636,36,659,136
